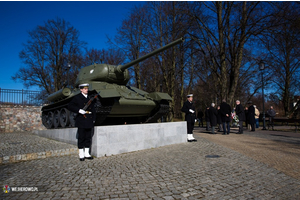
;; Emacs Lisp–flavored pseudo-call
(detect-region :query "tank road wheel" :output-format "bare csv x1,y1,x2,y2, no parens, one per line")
69,112,77,127
53,110,60,128
42,112,51,129
59,108,70,128
47,111,54,129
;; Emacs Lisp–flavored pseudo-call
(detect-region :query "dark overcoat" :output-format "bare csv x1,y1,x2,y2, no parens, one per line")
217,109,222,124
208,106,218,126
205,107,210,122
248,105,255,124
197,110,204,119
68,93,96,128
235,104,246,121
220,102,232,122
181,100,196,123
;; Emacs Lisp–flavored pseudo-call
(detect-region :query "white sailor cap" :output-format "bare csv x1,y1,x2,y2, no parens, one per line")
79,83,89,89
187,94,193,98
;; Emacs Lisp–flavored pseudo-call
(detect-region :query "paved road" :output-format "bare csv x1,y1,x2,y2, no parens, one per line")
1,128,300,199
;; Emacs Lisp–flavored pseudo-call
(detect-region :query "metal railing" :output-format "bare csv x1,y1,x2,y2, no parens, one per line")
0,88,44,106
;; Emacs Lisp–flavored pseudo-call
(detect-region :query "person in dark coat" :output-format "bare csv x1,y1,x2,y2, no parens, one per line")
205,107,210,131
181,94,197,142
235,100,245,134
220,99,232,135
247,101,256,131
208,103,218,134
197,109,204,127
68,83,96,161
217,105,223,132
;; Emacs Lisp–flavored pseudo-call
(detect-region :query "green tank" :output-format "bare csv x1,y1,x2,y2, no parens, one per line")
41,38,184,129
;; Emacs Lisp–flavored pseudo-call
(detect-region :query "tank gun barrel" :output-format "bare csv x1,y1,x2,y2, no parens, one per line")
116,37,184,73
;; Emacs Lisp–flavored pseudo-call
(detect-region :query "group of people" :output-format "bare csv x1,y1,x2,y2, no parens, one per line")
181,94,277,141
199,99,237,135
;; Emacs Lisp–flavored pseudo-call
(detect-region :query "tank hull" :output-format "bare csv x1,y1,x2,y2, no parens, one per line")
41,82,172,129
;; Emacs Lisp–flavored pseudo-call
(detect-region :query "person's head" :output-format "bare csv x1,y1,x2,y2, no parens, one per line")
79,83,89,95
245,107,248,110
217,106,220,109
236,100,240,105
187,94,193,102
270,106,273,109
211,103,215,107
253,105,256,108
222,99,226,103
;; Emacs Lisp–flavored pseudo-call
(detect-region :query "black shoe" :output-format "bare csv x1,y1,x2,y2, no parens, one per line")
85,156,94,160
236,132,241,134
187,139,194,142
79,158,85,161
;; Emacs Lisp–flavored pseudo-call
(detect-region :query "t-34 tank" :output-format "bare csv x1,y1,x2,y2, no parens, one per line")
41,38,184,129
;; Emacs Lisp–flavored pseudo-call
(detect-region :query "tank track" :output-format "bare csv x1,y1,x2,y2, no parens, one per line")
94,99,112,125
144,104,170,123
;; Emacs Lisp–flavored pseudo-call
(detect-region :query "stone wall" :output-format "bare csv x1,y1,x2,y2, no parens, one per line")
0,105,46,133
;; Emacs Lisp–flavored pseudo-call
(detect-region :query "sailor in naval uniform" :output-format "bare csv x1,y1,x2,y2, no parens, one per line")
181,94,197,142
68,83,96,161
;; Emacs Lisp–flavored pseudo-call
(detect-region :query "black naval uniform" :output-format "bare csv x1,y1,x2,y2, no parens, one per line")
181,100,196,136
68,93,96,149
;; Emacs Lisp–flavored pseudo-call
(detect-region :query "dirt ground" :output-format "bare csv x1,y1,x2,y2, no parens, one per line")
194,128,300,180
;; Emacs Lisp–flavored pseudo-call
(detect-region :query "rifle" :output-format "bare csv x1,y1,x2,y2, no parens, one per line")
82,93,99,118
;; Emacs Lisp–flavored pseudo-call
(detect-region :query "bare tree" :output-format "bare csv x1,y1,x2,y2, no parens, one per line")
13,18,86,93
188,1,278,106
144,1,191,121
112,5,149,89
260,2,300,117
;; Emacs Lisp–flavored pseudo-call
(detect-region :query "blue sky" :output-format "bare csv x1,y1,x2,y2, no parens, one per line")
0,1,145,91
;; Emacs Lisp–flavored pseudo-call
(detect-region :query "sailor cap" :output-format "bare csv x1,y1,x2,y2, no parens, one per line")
187,94,193,97
79,83,89,89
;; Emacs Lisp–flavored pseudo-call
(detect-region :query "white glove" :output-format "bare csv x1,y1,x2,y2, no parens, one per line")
195,119,197,122
189,109,195,113
79,109,86,114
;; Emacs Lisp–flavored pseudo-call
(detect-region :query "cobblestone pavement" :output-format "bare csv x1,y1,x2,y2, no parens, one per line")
0,132,77,164
1,129,300,199
195,126,300,180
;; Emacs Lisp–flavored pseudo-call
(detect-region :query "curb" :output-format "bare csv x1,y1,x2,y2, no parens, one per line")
0,148,78,164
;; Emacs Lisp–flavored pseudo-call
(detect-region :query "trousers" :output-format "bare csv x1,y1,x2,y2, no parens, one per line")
187,121,195,134
77,128,92,149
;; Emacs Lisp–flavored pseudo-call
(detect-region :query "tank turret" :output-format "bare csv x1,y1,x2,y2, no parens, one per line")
75,38,184,86
41,38,184,129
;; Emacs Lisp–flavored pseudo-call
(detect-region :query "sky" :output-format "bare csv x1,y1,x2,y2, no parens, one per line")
0,1,145,91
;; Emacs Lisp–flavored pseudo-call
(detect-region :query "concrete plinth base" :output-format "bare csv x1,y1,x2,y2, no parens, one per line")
35,122,187,157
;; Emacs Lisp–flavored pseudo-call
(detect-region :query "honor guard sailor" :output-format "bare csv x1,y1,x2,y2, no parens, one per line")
181,94,197,142
68,83,96,161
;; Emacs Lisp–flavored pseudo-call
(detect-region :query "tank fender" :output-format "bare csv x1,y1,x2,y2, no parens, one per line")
47,88,72,102
148,92,172,101
99,89,121,98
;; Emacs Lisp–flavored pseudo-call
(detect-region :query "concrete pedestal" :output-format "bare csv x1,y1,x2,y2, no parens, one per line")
35,122,187,157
